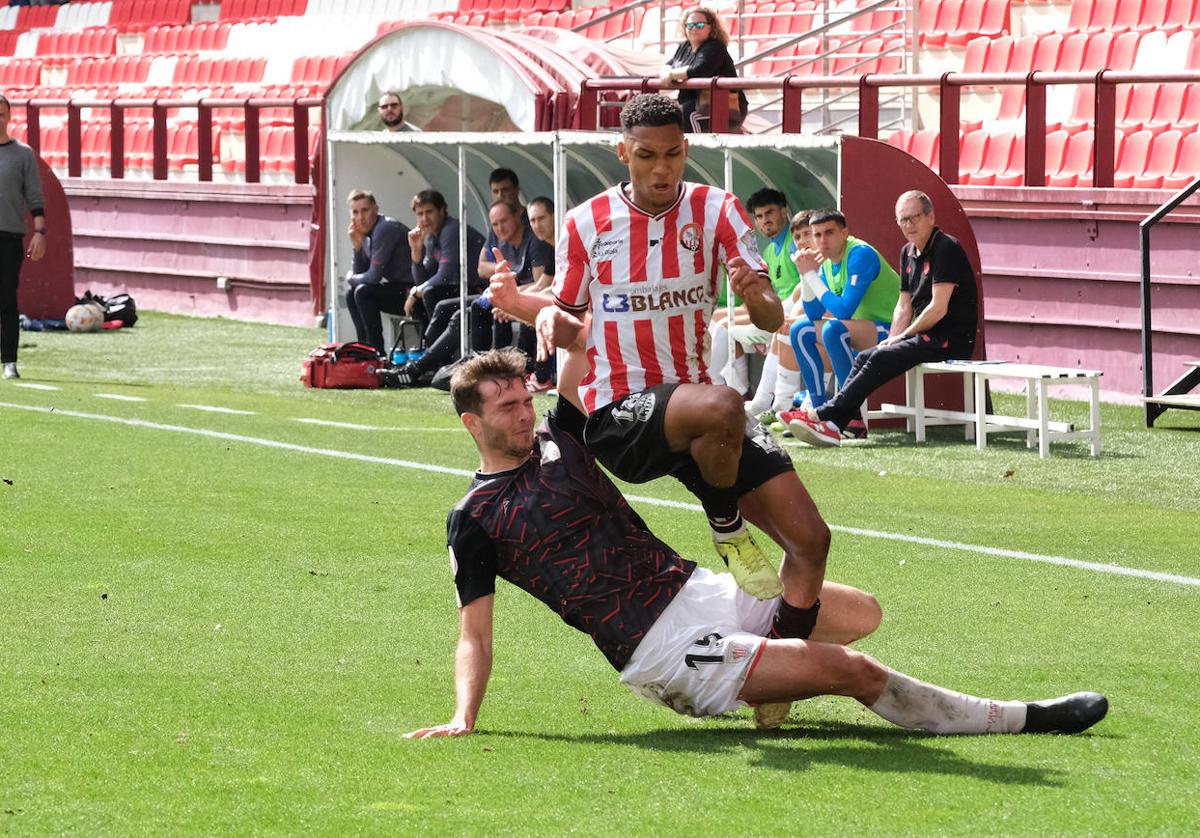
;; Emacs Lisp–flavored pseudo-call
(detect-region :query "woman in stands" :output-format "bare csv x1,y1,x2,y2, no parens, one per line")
661,6,747,133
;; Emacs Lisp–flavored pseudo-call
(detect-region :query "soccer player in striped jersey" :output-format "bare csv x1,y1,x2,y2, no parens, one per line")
487,96,832,731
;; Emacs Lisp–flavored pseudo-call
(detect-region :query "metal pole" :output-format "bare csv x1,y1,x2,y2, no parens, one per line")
459,144,469,360
1139,222,1153,411
724,146,735,371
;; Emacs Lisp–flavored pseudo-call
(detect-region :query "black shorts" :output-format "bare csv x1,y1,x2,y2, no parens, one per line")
583,384,794,508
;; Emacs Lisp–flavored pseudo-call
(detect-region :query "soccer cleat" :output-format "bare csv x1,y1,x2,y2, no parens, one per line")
753,701,792,729
1022,692,1108,734
780,410,841,448
714,530,783,600
2,362,18,380
841,419,868,442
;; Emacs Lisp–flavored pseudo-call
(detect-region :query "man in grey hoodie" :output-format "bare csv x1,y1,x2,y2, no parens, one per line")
0,94,45,381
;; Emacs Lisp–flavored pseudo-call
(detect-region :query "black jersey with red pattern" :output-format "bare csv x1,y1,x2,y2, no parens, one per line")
446,397,696,670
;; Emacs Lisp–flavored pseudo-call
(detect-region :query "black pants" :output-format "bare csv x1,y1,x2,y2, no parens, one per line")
472,305,553,383
816,333,972,430
346,279,407,356
0,237,24,364
412,296,480,376
416,283,461,342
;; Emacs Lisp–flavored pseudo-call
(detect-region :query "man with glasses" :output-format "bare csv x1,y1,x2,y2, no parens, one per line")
784,190,979,447
378,91,419,132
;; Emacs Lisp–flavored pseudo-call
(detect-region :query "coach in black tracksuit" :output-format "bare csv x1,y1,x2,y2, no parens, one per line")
345,189,412,356
810,189,978,435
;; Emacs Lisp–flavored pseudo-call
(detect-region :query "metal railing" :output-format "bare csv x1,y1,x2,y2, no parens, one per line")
579,69,1200,186
12,95,323,185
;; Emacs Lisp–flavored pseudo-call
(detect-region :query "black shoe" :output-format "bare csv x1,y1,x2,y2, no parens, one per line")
842,419,868,441
381,362,422,388
1023,692,1108,734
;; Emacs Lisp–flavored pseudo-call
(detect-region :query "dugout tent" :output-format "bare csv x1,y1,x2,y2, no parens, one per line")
323,130,984,412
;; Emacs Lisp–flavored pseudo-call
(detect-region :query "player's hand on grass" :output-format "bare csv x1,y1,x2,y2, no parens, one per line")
404,720,473,739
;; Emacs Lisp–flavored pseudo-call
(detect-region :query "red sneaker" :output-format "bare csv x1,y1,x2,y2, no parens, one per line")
780,409,841,447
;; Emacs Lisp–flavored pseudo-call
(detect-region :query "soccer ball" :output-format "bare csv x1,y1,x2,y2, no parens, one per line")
65,303,104,333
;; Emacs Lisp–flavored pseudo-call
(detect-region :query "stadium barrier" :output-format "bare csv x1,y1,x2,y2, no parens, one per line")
10,95,323,185
578,69,1200,187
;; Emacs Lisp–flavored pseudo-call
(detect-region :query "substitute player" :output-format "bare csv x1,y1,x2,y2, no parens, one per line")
406,349,1108,739
488,96,829,658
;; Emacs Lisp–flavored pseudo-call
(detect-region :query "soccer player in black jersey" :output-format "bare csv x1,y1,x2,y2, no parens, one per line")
405,348,1107,740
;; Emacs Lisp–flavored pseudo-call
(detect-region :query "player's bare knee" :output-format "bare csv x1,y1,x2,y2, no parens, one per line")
851,592,883,641
705,385,746,436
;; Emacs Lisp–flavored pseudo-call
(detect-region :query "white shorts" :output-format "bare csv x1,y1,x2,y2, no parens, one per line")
619,567,778,717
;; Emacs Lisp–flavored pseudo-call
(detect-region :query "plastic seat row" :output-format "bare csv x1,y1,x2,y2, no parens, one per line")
172,56,268,86
460,0,565,13
963,30,1146,76
1057,82,1200,134
1066,0,1200,34
919,0,1011,48
67,54,155,86
142,22,233,55
889,125,1200,189
0,57,42,88
109,0,191,30
219,0,310,20
290,53,353,88
35,27,118,58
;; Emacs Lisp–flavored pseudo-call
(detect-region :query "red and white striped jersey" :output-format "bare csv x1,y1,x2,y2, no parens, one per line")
552,182,766,412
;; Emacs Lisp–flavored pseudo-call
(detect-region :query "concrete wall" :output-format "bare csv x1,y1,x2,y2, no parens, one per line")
63,178,317,328
954,185,1200,404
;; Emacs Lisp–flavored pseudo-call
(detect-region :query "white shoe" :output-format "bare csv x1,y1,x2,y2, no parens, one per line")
2,362,18,380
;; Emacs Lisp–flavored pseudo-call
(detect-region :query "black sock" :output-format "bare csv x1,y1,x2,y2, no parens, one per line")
770,598,821,639
709,510,743,537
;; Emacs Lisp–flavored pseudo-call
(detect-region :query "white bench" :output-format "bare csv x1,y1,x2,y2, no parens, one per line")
875,361,1103,458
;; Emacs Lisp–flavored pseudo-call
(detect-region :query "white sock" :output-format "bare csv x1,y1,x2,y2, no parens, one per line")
747,353,779,415
868,669,1028,734
709,321,730,386
773,367,802,413
724,354,749,395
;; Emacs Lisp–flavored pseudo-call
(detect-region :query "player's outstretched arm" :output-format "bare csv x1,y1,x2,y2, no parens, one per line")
406,595,495,739
728,256,784,333
488,248,554,325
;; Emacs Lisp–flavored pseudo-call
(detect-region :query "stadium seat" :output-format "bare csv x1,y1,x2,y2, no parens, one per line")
1163,129,1200,188
1165,0,1198,26
1043,129,1070,184
922,0,964,48
54,2,115,31
958,129,990,180
1112,129,1153,187
909,129,942,170
16,5,61,31
1132,128,1185,187
887,127,914,153
1047,129,1094,187
964,130,1017,185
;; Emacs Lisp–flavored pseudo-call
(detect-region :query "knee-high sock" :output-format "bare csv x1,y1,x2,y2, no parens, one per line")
822,319,855,391
789,317,826,406
709,320,730,386
868,669,1027,734
747,352,779,415
773,367,802,413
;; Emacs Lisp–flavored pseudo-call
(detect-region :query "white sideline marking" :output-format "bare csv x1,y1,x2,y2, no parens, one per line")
292,417,460,432
12,382,59,391
95,393,147,402
177,404,256,415
3,398,1199,590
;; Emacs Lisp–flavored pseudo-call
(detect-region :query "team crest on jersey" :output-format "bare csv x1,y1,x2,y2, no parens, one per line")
679,222,703,253
611,392,656,424
739,228,763,261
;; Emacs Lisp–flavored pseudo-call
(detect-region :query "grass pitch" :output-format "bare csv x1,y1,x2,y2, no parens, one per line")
2,313,1198,835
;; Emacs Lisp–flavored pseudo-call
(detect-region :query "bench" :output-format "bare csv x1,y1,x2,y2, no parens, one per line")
875,361,1102,458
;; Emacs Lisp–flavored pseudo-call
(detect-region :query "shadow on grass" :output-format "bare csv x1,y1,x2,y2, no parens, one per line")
821,430,1139,461
489,719,1072,787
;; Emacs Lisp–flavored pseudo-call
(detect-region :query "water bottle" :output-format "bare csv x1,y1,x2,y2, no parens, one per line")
476,290,493,312
391,349,409,365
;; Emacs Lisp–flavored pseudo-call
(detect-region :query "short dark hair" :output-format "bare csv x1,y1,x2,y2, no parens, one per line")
451,348,529,417
808,208,846,228
620,94,685,132
746,188,788,213
347,189,377,206
528,196,554,215
411,189,447,212
489,199,519,217
489,167,519,188
790,209,815,234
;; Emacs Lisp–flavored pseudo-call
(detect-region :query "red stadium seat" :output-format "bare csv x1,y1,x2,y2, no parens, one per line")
1112,129,1153,187
962,35,991,73
1047,129,1093,186
977,0,1011,39
887,127,914,153
1164,0,1198,26
963,130,1014,184
1133,0,1173,31
1043,129,1071,183
1084,0,1120,32
16,5,58,29
1162,129,1200,188
1079,30,1115,69
1133,129,1185,187
1066,0,1095,31
1057,31,1089,71
1108,31,1143,70
958,129,989,180
923,0,964,48
1113,0,1147,31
